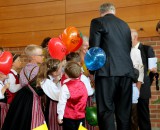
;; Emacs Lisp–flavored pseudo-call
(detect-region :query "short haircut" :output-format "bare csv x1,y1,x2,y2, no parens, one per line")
24,44,43,56
65,61,81,78
99,3,115,14
66,52,80,62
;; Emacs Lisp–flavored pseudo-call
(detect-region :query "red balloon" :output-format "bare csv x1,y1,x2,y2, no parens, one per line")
48,38,67,60
0,51,13,75
61,26,82,53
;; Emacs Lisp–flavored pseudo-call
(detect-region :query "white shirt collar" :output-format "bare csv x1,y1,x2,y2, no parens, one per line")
63,77,80,84
134,42,140,49
11,69,18,75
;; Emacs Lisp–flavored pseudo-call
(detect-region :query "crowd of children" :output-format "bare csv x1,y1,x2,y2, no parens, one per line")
0,35,96,130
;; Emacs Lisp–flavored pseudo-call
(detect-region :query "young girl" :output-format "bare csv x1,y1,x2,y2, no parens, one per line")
37,58,63,130
2,44,45,130
57,61,88,130
5,53,22,104
0,72,10,129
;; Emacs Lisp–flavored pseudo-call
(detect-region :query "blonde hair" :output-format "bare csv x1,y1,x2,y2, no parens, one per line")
65,61,81,78
24,44,43,57
36,59,61,86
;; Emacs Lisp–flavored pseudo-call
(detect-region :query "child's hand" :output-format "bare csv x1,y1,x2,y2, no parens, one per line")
1,83,10,94
4,83,10,89
58,119,63,124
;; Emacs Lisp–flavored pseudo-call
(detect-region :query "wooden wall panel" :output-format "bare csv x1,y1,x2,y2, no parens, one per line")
66,0,101,13
66,11,98,27
0,29,63,47
77,27,90,37
0,1,65,20
2,19,158,47
66,4,159,27
0,0,59,6
0,15,65,34
0,0,160,47
117,3,160,22
76,21,160,38
102,0,160,8
129,20,159,37
66,0,160,13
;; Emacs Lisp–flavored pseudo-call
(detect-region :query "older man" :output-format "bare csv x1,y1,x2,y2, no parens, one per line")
89,3,136,130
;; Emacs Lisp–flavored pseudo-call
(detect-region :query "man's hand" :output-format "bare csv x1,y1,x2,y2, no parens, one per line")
149,67,157,73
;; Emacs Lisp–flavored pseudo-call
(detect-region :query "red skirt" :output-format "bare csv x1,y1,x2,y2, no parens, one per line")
0,102,8,129
49,100,62,130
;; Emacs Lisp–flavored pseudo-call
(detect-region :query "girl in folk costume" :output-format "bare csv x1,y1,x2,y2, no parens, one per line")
57,61,88,130
37,59,63,130
0,72,9,129
5,53,22,104
2,44,45,130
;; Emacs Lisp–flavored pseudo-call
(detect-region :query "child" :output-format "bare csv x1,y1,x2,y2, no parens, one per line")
0,72,10,129
61,52,94,96
20,44,44,87
5,53,22,104
37,58,61,101
57,61,88,130
2,44,45,130
62,52,95,129
40,37,51,60
37,58,62,130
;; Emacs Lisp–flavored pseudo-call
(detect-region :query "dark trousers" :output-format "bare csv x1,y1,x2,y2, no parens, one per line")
62,118,85,130
131,104,138,130
138,98,151,130
95,76,132,130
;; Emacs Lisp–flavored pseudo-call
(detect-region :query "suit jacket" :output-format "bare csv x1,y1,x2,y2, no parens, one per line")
89,14,135,79
138,43,155,99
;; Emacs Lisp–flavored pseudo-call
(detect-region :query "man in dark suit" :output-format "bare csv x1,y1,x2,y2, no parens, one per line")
89,3,136,130
131,29,157,130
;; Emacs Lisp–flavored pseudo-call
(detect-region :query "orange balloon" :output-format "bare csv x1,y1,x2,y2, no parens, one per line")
61,26,82,53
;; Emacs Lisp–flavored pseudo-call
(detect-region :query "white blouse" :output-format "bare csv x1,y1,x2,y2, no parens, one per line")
5,69,21,93
0,81,5,99
40,78,60,101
